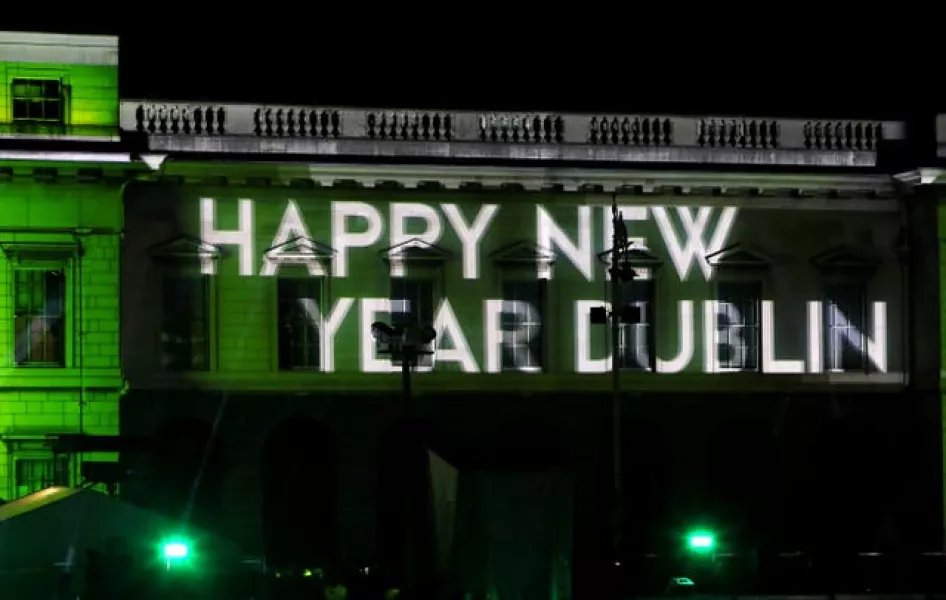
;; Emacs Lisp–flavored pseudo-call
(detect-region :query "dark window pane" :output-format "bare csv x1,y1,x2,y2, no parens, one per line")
13,269,65,366
160,274,209,371
277,278,323,370
618,279,655,371
15,457,69,497
390,279,434,327
824,283,867,372
389,278,436,367
716,281,761,371
500,280,545,371
11,79,63,123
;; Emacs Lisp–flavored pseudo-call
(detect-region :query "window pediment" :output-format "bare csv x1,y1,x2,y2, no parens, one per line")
811,245,879,278
492,240,555,279
491,240,555,266
148,234,220,265
263,236,335,262
381,238,452,277
705,243,772,271
381,238,452,263
1,242,79,266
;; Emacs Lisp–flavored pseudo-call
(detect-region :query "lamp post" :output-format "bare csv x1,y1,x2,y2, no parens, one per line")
370,320,436,595
370,321,437,416
591,194,636,570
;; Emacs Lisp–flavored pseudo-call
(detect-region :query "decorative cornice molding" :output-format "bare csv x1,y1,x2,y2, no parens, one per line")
139,161,900,211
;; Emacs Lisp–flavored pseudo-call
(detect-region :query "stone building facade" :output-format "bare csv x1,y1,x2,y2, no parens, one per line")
115,98,944,595
3,28,946,597
0,32,155,500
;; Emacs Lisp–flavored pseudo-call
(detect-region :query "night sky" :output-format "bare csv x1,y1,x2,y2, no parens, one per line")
3,20,927,121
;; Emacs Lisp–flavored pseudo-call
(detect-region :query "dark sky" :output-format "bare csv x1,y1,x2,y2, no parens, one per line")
9,20,929,120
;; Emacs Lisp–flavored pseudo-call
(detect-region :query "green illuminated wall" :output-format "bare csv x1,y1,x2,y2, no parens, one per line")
0,177,123,500
0,61,118,130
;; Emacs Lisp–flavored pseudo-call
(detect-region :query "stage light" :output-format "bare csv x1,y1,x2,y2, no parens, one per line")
686,530,715,553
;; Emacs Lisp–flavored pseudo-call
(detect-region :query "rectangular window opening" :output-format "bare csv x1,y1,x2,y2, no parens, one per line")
824,282,868,372
15,456,69,497
716,281,762,371
389,278,436,368
14,268,66,367
617,279,655,371
277,278,323,371
11,78,63,124
500,279,546,372
160,274,209,371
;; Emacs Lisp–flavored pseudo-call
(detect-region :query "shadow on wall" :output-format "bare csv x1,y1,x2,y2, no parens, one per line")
151,417,226,532
261,416,338,571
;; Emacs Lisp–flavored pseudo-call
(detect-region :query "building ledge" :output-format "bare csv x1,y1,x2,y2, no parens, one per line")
123,371,906,394
0,368,124,391
143,161,898,208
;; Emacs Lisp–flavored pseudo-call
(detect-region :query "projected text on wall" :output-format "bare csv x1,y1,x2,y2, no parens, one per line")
195,198,891,376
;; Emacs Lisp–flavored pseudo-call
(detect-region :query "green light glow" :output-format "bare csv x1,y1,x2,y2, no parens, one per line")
162,540,190,559
686,531,715,552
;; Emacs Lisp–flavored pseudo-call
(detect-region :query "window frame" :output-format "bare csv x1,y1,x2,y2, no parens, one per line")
617,278,656,371
11,264,69,368
10,78,65,125
388,276,438,369
498,276,548,373
823,281,870,373
13,454,70,498
158,270,214,372
276,277,326,372
713,280,763,372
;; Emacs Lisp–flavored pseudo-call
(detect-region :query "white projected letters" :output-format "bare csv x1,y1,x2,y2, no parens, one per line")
191,198,895,377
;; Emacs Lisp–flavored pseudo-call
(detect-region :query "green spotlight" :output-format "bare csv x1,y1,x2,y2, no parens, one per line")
686,530,715,552
160,538,192,569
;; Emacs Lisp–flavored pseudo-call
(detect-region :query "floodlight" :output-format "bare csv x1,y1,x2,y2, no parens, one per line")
419,326,436,344
371,321,396,343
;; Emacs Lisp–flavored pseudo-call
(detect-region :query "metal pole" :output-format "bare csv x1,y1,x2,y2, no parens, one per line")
610,194,624,561
401,345,413,418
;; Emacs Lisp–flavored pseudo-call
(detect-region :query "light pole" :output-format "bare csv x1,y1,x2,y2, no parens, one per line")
591,194,636,568
370,320,436,595
370,321,437,416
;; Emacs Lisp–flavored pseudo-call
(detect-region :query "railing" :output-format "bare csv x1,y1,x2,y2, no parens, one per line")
121,102,901,154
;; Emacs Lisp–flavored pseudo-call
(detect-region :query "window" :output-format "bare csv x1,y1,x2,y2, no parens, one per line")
824,283,868,372
277,278,323,370
715,281,761,371
11,79,63,123
14,269,65,366
390,278,436,367
618,279,655,371
160,274,209,371
15,456,69,497
500,280,546,372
